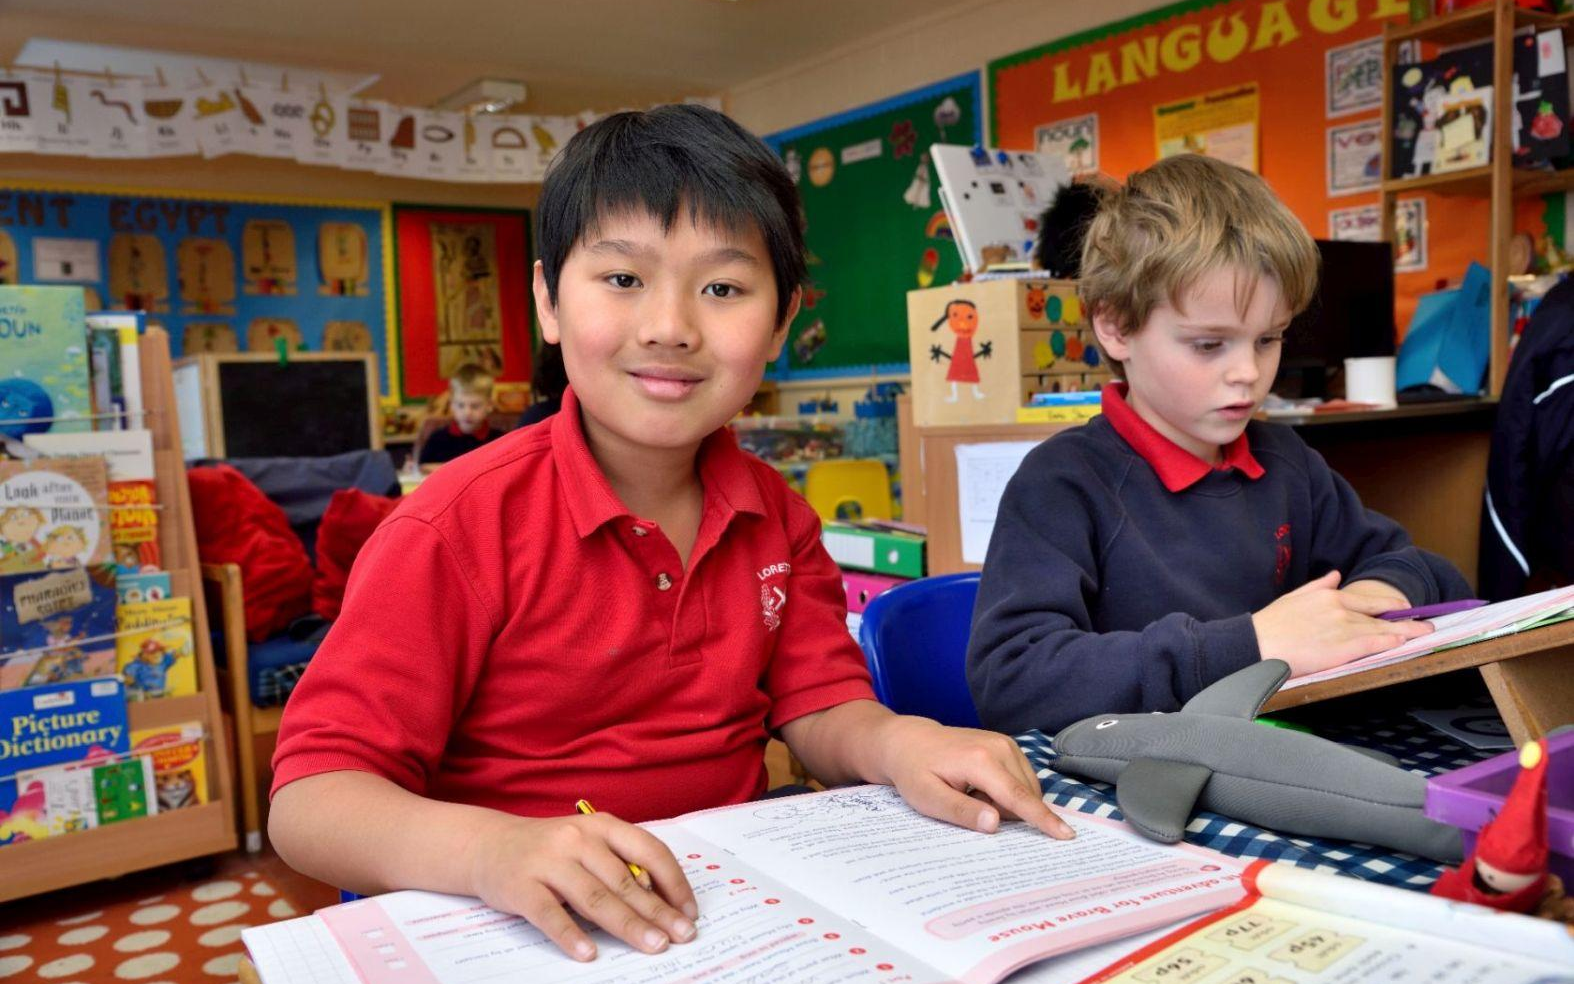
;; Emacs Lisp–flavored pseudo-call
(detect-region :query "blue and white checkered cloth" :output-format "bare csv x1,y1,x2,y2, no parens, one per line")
1015,714,1496,890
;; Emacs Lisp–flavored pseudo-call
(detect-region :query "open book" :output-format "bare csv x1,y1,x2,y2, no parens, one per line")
1283,584,1574,690
1085,858,1574,983
243,785,1248,984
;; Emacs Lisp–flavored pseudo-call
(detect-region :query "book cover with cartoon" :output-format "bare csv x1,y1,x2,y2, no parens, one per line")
130,720,207,811
114,597,194,701
22,430,161,574
0,677,129,847
0,284,91,440
0,456,111,574
0,563,118,690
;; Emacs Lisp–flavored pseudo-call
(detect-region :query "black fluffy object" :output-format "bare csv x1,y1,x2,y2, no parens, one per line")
1033,182,1103,279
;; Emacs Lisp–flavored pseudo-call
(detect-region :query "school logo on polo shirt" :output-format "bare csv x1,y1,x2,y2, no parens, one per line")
757,562,790,631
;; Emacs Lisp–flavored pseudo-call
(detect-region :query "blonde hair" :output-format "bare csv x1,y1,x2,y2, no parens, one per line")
0,506,46,527
43,525,85,545
448,363,495,400
1079,155,1319,372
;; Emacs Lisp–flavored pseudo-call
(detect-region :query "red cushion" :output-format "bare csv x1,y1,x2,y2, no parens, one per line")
188,465,314,642
311,488,398,621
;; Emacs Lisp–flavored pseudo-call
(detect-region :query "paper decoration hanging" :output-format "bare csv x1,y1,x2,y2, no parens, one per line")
176,237,237,314
182,322,238,354
193,84,254,158
30,74,93,157
246,317,303,352
452,115,493,183
0,77,38,154
341,100,390,172
416,110,465,181
292,91,341,167
241,219,297,295
484,114,536,182
318,222,369,296
107,234,170,312
80,78,148,159
258,85,309,158
140,84,198,157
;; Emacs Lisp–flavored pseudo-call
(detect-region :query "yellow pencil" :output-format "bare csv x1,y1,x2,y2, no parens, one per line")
575,799,647,881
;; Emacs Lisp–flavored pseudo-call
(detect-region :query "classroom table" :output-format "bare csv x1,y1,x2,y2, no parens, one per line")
1016,711,1496,890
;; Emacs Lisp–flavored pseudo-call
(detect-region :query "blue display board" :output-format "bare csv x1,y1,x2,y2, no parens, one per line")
0,184,396,398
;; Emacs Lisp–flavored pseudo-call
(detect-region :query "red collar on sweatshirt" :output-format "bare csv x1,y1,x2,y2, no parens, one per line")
447,420,491,441
1100,382,1264,492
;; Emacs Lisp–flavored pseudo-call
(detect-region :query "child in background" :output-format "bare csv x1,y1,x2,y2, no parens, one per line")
517,341,568,428
418,363,500,467
968,154,1470,737
270,104,1070,965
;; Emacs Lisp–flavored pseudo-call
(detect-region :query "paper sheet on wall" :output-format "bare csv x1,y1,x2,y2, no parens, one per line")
1153,83,1259,173
955,441,1038,565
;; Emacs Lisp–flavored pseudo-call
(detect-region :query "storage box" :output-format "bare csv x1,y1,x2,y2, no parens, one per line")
843,571,910,614
822,523,925,578
1424,730,1574,883
906,278,1112,427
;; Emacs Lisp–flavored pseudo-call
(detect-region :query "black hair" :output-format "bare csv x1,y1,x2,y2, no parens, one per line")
1033,181,1103,279
531,341,568,404
930,299,976,331
536,104,807,326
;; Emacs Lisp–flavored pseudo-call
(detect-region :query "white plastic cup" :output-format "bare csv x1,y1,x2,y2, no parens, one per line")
1344,355,1397,408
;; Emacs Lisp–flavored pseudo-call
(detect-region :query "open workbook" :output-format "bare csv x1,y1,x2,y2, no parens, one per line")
1086,858,1574,983
1282,584,1574,690
243,785,1248,984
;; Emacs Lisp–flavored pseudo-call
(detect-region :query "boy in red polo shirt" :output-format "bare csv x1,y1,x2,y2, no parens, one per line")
269,105,1071,963
967,154,1471,737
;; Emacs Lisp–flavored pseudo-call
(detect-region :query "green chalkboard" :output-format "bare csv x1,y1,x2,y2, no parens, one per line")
766,73,980,376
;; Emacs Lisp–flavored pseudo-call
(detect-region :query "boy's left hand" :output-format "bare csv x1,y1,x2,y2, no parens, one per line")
1339,579,1410,612
875,716,1075,840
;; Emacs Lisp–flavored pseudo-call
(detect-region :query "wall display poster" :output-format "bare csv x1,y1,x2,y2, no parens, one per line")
1395,197,1427,272
988,0,1550,335
1153,83,1259,173
1034,113,1099,174
1326,35,1384,118
1329,203,1381,242
392,205,532,400
764,72,981,375
1327,118,1382,197
0,183,396,398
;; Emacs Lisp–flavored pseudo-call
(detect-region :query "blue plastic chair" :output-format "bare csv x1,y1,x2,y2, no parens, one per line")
857,572,982,728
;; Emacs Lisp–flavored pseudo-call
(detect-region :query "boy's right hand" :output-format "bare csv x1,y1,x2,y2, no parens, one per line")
467,811,698,962
1251,570,1433,677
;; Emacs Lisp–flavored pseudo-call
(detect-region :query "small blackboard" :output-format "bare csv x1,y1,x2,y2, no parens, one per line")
175,353,380,459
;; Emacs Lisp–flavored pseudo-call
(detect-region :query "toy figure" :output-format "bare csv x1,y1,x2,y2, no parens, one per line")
1431,739,1549,914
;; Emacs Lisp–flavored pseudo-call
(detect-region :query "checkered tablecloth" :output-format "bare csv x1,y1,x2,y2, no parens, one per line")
1015,713,1497,890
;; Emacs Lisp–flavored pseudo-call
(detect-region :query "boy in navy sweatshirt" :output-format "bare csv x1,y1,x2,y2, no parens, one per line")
967,154,1470,736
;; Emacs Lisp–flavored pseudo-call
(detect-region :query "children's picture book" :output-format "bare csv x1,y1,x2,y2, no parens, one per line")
0,562,118,690
130,720,207,811
0,285,91,440
116,570,171,606
1284,584,1574,690
245,784,1248,984
0,676,129,847
86,312,144,431
22,429,161,574
114,597,194,701
14,752,156,836
1083,859,1574,983
0,455,111,574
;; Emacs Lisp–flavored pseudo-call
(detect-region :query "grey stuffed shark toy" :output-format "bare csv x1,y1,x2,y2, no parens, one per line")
1051,659,1464,863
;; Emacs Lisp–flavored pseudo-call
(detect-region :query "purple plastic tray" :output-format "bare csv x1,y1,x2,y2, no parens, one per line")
1425,730,1574,882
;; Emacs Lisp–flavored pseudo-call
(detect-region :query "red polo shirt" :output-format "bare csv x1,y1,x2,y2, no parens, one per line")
1100,382,1264,493
271,387,875,822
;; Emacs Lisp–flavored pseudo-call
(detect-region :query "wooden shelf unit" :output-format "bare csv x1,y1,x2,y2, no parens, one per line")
2,326,237,903
1380,1,1574,395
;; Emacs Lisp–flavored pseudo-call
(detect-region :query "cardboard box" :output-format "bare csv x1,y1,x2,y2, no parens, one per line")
906,278,1111,427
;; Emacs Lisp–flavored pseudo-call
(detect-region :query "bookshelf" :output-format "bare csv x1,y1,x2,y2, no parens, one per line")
2,327,237,902
1379,0,1574,396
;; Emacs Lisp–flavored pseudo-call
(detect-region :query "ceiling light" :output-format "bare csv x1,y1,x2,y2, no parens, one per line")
433,78,528,115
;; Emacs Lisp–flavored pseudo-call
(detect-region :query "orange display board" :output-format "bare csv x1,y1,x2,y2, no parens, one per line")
988,0,1546,335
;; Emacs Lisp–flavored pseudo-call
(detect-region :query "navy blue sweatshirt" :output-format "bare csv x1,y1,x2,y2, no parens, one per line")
966,394,1471,736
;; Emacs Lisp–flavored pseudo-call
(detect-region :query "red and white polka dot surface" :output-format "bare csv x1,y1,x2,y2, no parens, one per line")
0,872,297,982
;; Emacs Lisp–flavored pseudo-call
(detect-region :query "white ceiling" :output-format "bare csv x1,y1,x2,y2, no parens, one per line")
1,0,980,113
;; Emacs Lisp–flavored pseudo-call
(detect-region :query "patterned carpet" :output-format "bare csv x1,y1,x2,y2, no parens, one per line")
0,869,303,982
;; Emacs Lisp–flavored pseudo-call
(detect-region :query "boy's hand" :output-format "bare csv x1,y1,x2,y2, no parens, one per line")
1252,570,1432,677
467,811,698,963
873,715,1075,840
